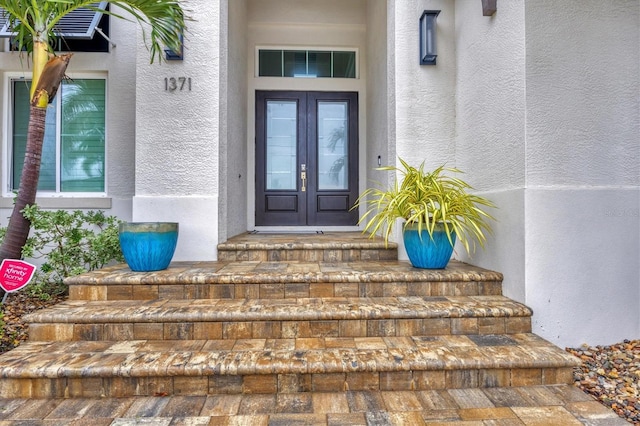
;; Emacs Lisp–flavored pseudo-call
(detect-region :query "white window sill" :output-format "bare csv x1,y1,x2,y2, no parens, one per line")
0,197,112,210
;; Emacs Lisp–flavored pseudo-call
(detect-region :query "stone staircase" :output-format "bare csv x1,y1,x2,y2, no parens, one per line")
0,232,580,402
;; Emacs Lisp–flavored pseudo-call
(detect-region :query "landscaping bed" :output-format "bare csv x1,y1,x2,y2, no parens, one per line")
0,292,65,354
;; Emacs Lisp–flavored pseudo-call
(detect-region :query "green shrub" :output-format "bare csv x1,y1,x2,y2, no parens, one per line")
0,206,124,300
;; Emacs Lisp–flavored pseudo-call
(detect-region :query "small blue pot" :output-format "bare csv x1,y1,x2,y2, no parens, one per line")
119,222,179,272
403,223,455,269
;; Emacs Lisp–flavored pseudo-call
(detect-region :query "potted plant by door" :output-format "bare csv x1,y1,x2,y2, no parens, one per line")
118,222,179,272
354,158,496,269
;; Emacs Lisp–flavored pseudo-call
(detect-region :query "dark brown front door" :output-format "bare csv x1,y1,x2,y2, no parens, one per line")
256,91,359,226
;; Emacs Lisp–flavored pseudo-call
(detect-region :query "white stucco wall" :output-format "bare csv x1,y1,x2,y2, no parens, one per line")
219,0,249,241
523,0,640,347
454,1,526,301
385,1,397,180
454,1,525,191
526,189,639,347
388,0,456,258
525,2,639,188
133,0,221,260
393,0,456,171
454,0,639,347
365,1,390,189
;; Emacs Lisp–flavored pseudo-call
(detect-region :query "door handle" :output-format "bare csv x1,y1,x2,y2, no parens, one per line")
300,164,307,192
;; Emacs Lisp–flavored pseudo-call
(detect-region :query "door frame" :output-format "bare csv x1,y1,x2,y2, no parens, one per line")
247,82,366,232
255,90,359,227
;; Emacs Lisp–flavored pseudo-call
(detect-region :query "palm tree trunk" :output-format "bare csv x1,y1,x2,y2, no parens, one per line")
0,54,71,264
0,106,47,262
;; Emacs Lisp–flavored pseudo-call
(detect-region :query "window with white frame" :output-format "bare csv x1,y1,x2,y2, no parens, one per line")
10,77,106,194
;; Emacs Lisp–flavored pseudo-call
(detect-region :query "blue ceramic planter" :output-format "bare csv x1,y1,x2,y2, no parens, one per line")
119,222,179,272
403,223,455,269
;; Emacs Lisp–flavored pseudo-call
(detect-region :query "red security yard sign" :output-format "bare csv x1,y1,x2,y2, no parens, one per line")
0,259,36,296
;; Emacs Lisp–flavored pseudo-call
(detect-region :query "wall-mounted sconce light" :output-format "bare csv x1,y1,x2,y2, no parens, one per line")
482,0,497,16
164,34,184,60
420,10,440,65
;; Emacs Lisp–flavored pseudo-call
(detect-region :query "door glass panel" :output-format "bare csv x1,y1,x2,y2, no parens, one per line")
266,101,297,190
317,101,348,190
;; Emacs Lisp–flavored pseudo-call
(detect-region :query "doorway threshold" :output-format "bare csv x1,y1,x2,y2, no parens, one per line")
250,226,361,234
249,230,324,234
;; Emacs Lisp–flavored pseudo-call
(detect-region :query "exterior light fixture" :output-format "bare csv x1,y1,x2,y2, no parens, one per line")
419,10,440,65
482,0,497,16
164,33,184,60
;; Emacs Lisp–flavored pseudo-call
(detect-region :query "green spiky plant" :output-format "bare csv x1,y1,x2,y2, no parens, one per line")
354,158,496,256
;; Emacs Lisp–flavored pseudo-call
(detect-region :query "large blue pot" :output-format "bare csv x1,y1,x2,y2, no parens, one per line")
119,222,179,272
403,223,455,269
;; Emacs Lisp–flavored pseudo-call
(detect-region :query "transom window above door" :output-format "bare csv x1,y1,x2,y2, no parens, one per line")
257,49,357,78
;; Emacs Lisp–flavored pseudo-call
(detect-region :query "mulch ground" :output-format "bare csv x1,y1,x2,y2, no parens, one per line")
0,294,637,424
0,292,65,353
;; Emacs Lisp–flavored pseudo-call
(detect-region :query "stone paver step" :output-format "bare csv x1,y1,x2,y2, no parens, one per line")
25,296,532,341
0,334,580,398
0,385,628,425
66,260,504,301
217,231,399,262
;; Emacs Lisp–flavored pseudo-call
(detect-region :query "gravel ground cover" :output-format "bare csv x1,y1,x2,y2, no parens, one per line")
568,340,640,424
0,293,637,424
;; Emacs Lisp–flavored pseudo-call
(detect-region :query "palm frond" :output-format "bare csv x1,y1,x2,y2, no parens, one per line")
0,0,187,63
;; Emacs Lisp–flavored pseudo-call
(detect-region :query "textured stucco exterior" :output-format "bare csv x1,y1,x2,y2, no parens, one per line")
523,0,640,347
454,1,526,191
387,0,639,347
525,1,639,188
454,1,526,302
133,0,221,260
365,0,390,191
220,0,249,241
0,0,638,348
454,0,640,347
393,1,456,171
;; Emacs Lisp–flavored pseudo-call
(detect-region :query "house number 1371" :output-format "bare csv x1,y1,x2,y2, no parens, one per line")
165,77,191,91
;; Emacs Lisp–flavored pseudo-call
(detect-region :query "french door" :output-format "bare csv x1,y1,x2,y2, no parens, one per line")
255,91,359,226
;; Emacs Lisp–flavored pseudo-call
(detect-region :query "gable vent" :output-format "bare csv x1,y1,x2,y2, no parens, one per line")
0,2,107,39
